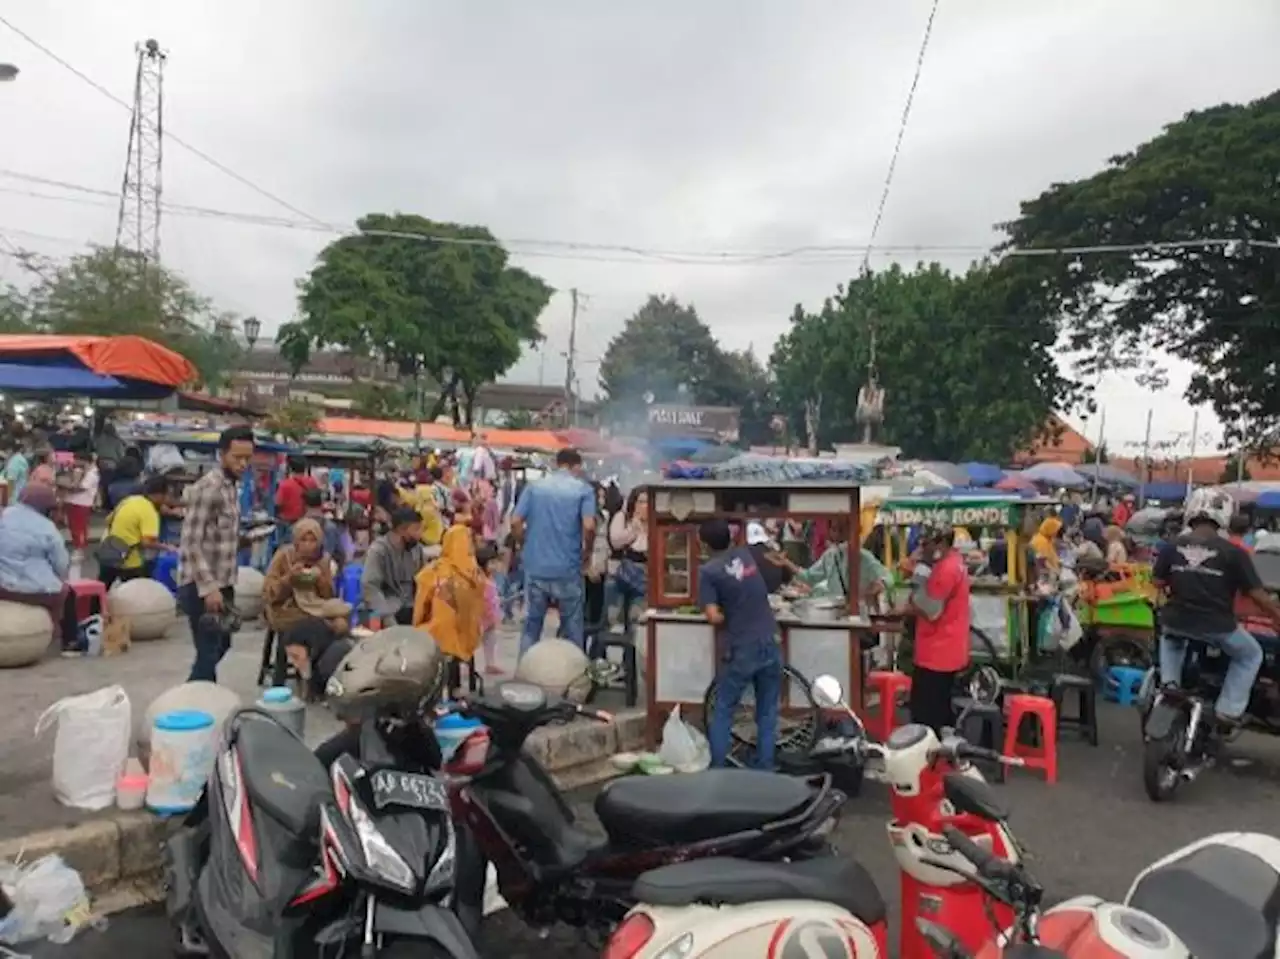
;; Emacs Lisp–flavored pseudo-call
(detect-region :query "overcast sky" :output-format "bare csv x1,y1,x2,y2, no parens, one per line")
2,1,1278,455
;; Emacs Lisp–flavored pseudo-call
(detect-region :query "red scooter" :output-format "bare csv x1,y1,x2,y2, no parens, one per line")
441,682,851,943
812,677,1023,959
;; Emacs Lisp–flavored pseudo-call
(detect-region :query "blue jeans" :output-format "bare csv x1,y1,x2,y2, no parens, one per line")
708,640,782,770
520,576,585,657
1159,625,1263,719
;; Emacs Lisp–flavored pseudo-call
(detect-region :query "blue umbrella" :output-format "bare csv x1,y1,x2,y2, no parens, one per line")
962,461,1005,487
1021,462,1088,489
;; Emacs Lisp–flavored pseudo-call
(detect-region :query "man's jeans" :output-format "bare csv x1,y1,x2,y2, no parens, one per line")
181,583,235,683
1160,625,1263,719
708,640,783,770
521,576,584,657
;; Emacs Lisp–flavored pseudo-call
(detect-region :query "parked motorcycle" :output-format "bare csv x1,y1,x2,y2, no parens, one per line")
1140,621,1280,801
601,856,888,958
164,707,477,958
810,675,1024,959
443,681,845,942
917,825,1190,958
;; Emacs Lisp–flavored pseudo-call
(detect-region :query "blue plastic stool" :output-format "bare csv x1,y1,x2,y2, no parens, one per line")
1105,665,1147,706
340,563,364,626
152,550,179,595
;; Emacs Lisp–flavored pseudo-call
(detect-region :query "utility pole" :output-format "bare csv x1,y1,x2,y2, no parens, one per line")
564,288,579,428
1138,408,1153,507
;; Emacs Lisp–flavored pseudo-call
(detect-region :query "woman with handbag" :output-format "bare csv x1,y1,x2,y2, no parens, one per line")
97,474,174,589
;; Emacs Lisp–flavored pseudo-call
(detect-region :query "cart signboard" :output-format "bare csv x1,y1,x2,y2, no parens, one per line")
878,496,1022,529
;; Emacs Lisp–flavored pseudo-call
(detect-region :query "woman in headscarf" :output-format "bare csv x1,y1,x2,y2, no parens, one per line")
1030,516,1063,571
263,517,352,636
0,483,79,651
413,522,486,694
1104,525,1129,565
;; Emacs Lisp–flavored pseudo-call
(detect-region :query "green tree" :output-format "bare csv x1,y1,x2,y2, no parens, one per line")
998,90,1280,445
279,214,552,433
5,246,241,389
770,264,1079,460
1220,452,1253,484
498,408,537,429
350,382,414,420
265,398,322,443
598,295,773,441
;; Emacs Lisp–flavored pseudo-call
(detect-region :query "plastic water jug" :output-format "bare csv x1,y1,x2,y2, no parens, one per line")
257,686,306,739
146,710,216,815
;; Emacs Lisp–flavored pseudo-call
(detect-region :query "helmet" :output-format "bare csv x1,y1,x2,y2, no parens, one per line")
1184,487,1233,530
325,625,445,710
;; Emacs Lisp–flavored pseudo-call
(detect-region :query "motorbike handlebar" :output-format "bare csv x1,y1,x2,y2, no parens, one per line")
942,825,1019,883
953,742,1026,767
915,918,974,959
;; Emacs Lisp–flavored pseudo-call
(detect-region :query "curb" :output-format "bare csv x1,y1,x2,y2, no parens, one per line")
0,708,646,916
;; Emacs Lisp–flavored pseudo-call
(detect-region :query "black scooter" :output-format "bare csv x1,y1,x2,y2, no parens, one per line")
164,707,478,958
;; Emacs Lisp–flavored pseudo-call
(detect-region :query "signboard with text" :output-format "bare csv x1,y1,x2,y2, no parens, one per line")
877,498,1017,528
646,404,740,442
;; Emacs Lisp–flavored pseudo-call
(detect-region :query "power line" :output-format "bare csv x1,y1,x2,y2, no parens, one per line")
1,171,1277,264
861,0,940,271
0,14,326,226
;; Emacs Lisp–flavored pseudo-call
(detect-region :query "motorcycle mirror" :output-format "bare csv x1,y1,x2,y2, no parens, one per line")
812,674,845,708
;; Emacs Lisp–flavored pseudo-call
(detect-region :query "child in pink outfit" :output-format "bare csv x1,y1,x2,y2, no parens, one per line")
477,544,503,675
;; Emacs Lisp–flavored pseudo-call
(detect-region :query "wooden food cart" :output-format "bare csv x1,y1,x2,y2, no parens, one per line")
642,479,873,747
876,493,1055,679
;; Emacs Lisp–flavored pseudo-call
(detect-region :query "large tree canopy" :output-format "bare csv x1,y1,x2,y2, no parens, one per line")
280,214,552,429
771,263,1078,461
999,90,1280,444
0,247,241,389
597,295,774,442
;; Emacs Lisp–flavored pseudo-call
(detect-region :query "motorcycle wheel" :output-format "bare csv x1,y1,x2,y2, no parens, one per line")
703,664,820,765
953,627,1004,705
1142,715,1186,803
1089,633,1153,682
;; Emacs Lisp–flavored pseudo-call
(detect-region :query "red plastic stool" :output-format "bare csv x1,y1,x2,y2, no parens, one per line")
68,579,109,622
866,670,912,742
1002,694,1058,784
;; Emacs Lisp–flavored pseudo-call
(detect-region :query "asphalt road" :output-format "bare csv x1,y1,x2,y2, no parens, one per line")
26,703,1280,958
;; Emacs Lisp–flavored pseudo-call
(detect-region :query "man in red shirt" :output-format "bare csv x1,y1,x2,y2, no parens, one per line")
904,524,971,732
274,458,317,532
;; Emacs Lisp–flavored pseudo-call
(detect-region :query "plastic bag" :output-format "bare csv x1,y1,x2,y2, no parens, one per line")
657,706,710,771
34,685,131,810
0,855,93,945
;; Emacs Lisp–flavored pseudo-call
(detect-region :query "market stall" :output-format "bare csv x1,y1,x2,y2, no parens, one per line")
876,493,1056,678
641,478,873,746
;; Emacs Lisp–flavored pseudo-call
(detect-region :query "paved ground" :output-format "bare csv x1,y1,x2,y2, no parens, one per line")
0,610,588,840
23,702,1280,957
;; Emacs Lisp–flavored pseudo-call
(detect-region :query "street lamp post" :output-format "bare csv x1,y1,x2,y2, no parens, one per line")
242,316,261,350
0,64,18,82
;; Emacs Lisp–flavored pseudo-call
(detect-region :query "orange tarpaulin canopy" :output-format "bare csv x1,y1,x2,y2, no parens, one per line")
318,416,567,452
0,334,196,388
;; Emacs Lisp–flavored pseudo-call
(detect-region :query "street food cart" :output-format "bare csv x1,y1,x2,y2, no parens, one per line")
876,493,1056,678
642,479,873,746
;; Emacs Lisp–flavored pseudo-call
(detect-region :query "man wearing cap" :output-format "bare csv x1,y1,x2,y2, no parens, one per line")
745,521,792,594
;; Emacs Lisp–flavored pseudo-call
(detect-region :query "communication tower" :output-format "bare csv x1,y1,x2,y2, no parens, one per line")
114,39,166,263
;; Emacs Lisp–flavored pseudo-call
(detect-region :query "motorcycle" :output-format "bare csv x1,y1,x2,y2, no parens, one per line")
810,675,1024,959
443,681,845,941
600,856,889,958
1139,618,1280,801
164,707,477,958
916,825,1190,958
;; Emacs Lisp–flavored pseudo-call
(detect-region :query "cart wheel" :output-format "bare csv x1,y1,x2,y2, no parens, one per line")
702,665,820,766
1089,634,1153,682
954,627,1004,704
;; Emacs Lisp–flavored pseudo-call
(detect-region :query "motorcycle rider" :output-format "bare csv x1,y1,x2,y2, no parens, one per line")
1154,487,1280,727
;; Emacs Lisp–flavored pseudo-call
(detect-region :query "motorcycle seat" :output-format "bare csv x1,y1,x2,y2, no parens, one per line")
595,769,813,846
632,856,886,925
236,715,331,837
1128,843,1279,959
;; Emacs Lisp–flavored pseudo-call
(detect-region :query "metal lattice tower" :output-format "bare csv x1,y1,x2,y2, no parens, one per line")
114,39,166,263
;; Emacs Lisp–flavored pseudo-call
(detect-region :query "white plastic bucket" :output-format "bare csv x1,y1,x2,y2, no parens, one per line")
146,709,217,814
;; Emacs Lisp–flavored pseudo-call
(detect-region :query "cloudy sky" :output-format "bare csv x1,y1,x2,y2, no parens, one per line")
2,1,1277,455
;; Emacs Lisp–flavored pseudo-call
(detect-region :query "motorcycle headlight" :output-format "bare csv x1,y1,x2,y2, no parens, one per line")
424,820,456,895
348,800,416,894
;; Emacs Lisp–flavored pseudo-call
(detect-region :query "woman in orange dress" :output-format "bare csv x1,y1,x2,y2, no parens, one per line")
413,523,486,694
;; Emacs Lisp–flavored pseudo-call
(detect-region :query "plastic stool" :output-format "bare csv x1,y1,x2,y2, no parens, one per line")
1003,694,1058,784
953,698,1006,783
340,563,363,607
1105,666,1147,706
1051,673,1098,746
68,579,108,621
152,551,180,595
867,671,912,742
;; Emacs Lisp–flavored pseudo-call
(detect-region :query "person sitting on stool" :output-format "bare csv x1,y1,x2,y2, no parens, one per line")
896,523,971,733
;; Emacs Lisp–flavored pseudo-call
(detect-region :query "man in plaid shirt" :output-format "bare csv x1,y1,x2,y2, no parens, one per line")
179,425,255,682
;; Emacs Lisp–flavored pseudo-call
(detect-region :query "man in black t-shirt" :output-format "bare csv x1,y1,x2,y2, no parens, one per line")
699,519,782,769
1153,488,1280,723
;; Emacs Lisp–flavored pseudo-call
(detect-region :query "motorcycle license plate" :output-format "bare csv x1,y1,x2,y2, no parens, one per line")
1144,701,1181,740
369,770,449,812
